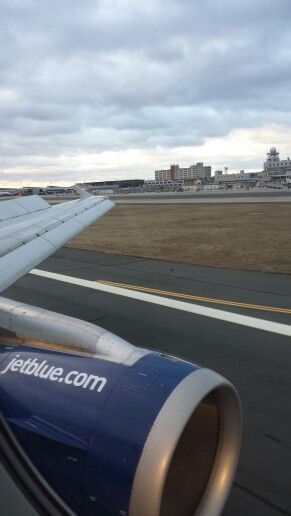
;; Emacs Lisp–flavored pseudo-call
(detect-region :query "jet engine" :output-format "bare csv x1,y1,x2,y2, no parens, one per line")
0,298,241,516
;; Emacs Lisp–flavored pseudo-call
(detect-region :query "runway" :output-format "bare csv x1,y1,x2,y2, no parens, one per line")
3,248,291,516
113,190,291,204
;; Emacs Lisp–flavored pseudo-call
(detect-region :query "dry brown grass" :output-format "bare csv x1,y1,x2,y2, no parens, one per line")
66,203,291,273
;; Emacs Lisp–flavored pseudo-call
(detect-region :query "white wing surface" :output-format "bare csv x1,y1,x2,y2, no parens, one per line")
0,194,114,293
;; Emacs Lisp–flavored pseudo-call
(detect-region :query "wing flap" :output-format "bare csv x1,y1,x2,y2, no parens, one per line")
11,195,50,213
40,218,83,246
0,195,114,293
0,196,50,222
0,237,23,257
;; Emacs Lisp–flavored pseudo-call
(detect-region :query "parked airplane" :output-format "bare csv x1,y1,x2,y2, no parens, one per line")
0,192,241,516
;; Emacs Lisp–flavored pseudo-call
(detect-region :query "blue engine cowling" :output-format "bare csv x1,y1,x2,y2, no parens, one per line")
0,342,241,516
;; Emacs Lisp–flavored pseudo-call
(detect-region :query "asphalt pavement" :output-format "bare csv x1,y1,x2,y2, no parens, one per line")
3,248,291,516
112,190,291,204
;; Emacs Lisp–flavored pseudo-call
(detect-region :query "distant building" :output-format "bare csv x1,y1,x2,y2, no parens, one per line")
214,170,223,179
75,179,144,192
154,168,174,181
43,186,75,195
21,185,75,196
214,170,259,186
155,162,211,182
196,163,211,181
21,187,43,195
262,147,291,183
145,180,183,192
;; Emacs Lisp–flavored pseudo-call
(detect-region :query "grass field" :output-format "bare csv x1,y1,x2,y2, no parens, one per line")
67,203,291,273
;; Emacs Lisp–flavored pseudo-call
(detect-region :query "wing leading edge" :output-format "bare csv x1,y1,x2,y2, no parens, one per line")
0,194,114,293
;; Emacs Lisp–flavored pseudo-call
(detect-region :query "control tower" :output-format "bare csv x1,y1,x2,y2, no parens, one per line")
264,147,280,171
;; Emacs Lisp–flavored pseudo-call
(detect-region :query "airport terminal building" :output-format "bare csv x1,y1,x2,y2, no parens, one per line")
75,179,144,194
213,148,291,188
214,170,259,186
262,147,291,184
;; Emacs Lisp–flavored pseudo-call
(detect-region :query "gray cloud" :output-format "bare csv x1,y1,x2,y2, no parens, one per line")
0,0,291,183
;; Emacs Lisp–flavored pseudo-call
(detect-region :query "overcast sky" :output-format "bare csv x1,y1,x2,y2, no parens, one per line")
0,0,291,186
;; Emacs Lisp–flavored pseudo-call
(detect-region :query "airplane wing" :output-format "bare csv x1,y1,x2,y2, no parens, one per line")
0,193,114,293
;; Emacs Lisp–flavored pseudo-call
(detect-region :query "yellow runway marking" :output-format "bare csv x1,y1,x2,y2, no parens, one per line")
97,279,291,315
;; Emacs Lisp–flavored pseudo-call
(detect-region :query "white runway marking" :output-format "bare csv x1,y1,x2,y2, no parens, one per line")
30,269,291,337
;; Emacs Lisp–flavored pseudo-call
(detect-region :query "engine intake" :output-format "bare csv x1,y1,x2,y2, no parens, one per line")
130,370,241,516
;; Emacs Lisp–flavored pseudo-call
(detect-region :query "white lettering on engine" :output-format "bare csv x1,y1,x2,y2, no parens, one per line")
0,355,107,393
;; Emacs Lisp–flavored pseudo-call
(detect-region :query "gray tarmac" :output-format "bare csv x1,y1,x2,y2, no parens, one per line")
3,248,291,516
113,190,291,204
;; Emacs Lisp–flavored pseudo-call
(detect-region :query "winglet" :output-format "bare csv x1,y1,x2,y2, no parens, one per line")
75,186,92,199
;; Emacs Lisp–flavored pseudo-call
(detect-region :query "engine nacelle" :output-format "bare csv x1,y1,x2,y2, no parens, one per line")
0,299,241,516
